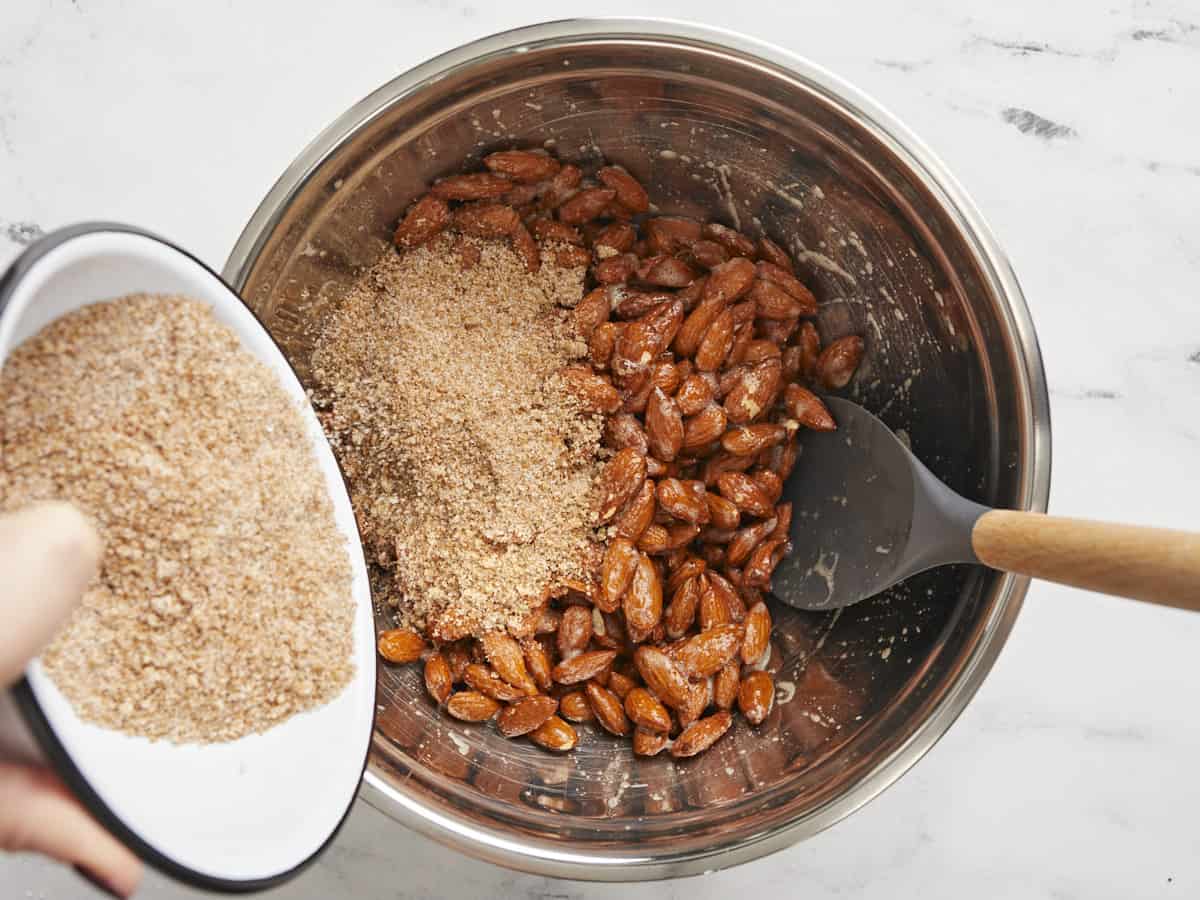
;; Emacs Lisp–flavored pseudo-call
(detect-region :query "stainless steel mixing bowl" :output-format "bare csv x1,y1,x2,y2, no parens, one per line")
224,19,1051,881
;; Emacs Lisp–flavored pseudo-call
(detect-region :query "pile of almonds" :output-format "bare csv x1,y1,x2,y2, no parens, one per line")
379,148,864,757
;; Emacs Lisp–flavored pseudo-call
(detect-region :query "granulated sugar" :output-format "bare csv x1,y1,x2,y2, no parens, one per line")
311,236,603,641
0,295,355,743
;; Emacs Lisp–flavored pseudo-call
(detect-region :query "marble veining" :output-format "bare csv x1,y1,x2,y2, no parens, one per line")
2,0,1199,897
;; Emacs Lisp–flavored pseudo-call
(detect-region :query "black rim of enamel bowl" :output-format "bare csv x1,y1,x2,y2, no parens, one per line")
0,221,374,894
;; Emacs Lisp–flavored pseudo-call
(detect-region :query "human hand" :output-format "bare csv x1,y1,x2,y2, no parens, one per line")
0,502,143,898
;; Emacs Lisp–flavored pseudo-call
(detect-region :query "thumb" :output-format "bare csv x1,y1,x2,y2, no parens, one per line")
0,762,142,898
0,501,103,686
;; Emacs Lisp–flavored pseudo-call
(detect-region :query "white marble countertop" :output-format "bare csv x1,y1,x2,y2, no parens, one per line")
4,0,1199,897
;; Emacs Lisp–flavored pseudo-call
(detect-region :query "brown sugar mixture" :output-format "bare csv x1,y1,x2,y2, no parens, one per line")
311,237,604,641
0,295,355,743
347,147,865,757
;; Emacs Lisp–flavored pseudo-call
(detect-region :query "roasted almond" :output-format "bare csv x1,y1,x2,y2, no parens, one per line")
573,288,610,340
644,216,702,254
481,632,537,695
671,710,733,757
638,254,697,287
699,575,733,630
484,149,560,183
424,653,453,704
723,357,782,425
634,646,691,710
532,217,584,244
704,491,741,530
633,727,669,756
558,187,617,225
393,194,450,249
636,523,670,554
656,477,708,525
738,670,775,725
465,663,528,702
596,448,647,523
452,201,520,238
595,252,639,284
815,335,865,390
744,538,790,589
770,502,793,541
432,172,512,200
624,687,672,732
797,321,822,376
694,307,736,372
552,649,618,685
741,600,772,664
666,554,707,594
378,628,426,664
624,552,664,643
589,321,619,371
522,638,554,693
599,537,639,614
559,690,595,722
702,222,757,257
645,387,685,462
714,661,741,710
675,623,744,678
749,278,811,319
586,681,630,736
498,695,560,737
604,413,649,455
613,479,657,542
716,471,775,518
529,715,579,752
721,423,786,457
751,469,784,505
664,575,701,639
597,165,650,214
677,678,711,727
757,260,818,307
726,516,779,567
607,670,637,700
701,256,757,305
557,604,595,658
675,372,716,416
446,690,502,722
688,239,730,269
559,365,621,414
757,236,793,271
594,222,638,254
681,403,728,451
784,383,837,431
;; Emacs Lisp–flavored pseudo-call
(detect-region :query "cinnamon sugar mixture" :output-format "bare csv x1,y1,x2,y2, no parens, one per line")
311,237,604,640
0,295,355,743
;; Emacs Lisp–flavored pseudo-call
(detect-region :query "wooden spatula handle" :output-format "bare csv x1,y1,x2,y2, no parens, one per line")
972,510,1200,611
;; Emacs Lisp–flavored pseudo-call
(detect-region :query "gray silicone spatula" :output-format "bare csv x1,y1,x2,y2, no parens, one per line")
773,397,1200,612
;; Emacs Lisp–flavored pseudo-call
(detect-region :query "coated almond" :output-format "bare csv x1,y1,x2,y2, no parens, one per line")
726,516,779,567
559,690,595,722
510,222,541,273
741,601,772,664
675,623,744,678
607,670,637,700
723,358,782,425
452,202,520,238
624,552,663,643
644,216,702,254
613,479,657,543
716,471,775,518
597,165,650,214
624,687,672,732
757,236,793,271
681,404,727,451
465,663,528,702
589,321,619,371
559,365,621,414
705,491,741,530
738,671,775,725
815,335,865,390
749,278,810,319
646,387,685,462
522,638,554,693
634,646,691,710
599,537,639,614
675,373,716,416
656,477,709,525
378,628,426,664
484,149,560,182
558,187,617,225
393,194,450,249
498,695,560,737
633,727,669,756
529,715,579,752
431,172,512,200
701,256,757,305
482,632,537,695
604,413,649,455
664,575,701,639
714,661,740,710
671,711,733,757
721,423,786,457
424,653,453,704
557,604,594,658
744,538,790,589
638,254,696,287
573,288,610,339
694,307,736,372
586,681,630,736
784,383,837,431
702,222,757,257
446,690,502,722
596,448,647,523
532,218,584,244
797,321,822,376
552,649,618,685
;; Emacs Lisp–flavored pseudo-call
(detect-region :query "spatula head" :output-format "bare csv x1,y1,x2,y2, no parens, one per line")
773,397,984,611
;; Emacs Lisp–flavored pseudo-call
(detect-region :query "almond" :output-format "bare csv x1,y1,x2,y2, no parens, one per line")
714,661,740,710
751,469,783,505
484,149,560,183
702,222,757,257
624,552,664,643
797,321,822,376
675,623,744,678
528,715,578,752
704,491,741,530
666,554,707,594
741,601,772,664
726,516,780,567
378,628,426,664
671,711,733,757
607,670,637,700
656,477,709,525
756,260,818,308
393,194,450,249
431,172,512,200
446,690,502,722
597,165,651,214
738,671,774,725
723,357,782,425
604,413,649,455
522,639,554,693
815,335,865,390
424,653,453,704
688,239,730,269
573,288,610,339
757,236,793,270
664,575,701,639
749,278,810,319
595,252,639,284
510,222,541,273
634,646,691,710
721,423,786,457
596,448,647,523
445,643,472,682
558,187,617,224
532,218,583,244
481,632,537,695
452,201,521,238
633,727,669,756
624,687,672,732
636,523,670,554
716,471,775,518
677,678,711,727
675,372,716,416
594,222,637,254
552,649,618,685
681,404,727,451
701,256,757,305
613,479,657,543
559,690,595,722
599,537,639,614
645,387,685,462
586,681,630,736
589,322,619,371
784,383,837,431
637,254,697,287
559,365,620,414
644,216,702,254
464,663,527,702
497,695,559,737
557,604,594,658
694,307,736,372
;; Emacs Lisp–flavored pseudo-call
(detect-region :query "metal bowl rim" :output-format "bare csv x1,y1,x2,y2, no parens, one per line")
222,17,1052,882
